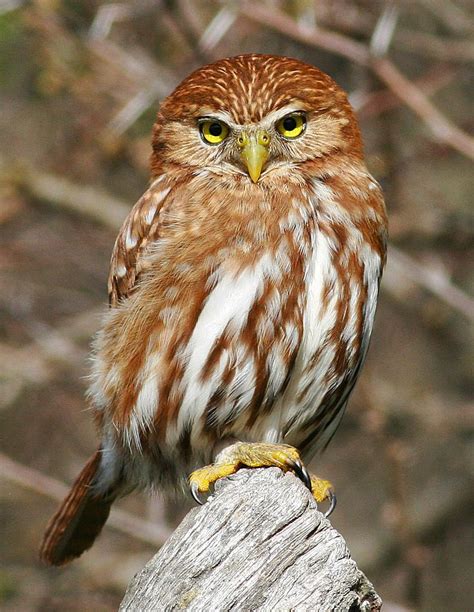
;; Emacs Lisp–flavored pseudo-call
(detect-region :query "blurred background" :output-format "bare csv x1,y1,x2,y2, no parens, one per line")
0,1,473,610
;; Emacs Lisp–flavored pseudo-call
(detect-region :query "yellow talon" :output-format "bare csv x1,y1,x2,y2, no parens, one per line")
189,441,337,517
189,463,236,504
310,474,337,517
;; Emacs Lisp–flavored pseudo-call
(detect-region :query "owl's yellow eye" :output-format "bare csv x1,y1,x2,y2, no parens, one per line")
199,119,229,144
276,113,306,139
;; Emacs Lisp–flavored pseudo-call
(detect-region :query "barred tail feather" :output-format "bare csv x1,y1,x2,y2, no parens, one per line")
39,450,119,566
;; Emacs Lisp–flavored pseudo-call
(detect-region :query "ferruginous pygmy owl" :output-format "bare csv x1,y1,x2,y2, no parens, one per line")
40,54,387,565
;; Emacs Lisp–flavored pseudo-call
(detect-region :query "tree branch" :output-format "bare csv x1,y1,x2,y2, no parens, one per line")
120,468,382,611
0,451,170,549
371,57,474,159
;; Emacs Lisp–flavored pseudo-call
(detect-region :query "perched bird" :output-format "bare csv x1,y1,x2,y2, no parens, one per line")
40,54,387,566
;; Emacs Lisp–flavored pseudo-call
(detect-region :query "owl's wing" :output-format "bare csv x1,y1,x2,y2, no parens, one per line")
108,176,172,307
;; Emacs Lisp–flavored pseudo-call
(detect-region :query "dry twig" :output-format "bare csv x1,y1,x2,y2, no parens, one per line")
0,451,170,548
386,246,474,321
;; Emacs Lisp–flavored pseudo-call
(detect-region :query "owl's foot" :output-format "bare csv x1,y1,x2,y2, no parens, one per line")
311,474,337,517
189,442,336,516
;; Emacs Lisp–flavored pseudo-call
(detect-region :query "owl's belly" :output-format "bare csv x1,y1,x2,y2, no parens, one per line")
244,229,381,456
94,223,380,468
185,228,380,457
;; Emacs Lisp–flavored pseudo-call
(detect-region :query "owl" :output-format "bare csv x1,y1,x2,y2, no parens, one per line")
40,54,387,565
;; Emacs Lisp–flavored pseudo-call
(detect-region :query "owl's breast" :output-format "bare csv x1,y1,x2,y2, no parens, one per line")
91,177,384,463
90,192,314,453
275,219,383,456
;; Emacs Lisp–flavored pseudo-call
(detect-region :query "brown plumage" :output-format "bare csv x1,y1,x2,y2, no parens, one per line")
40,54,387,566
40,451,118,565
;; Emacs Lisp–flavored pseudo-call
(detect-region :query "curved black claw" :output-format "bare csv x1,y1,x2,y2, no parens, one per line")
288,458,312,492
190,482,205,505
324,489,337,518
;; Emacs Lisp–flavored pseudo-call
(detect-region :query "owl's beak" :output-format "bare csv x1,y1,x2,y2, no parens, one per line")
238,130,270,183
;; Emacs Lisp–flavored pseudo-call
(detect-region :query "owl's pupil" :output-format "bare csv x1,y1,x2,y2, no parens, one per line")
283,116,297,131
209,123,222,136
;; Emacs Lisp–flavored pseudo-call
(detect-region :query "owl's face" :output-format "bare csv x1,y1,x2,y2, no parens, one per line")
151,55,363,184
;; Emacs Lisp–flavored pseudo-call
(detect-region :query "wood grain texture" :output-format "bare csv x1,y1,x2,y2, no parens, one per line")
120,468,382,611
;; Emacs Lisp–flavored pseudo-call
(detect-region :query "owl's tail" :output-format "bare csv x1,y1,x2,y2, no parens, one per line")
39,450,121,566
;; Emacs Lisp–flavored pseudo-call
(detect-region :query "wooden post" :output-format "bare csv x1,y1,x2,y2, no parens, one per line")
120,467,382,611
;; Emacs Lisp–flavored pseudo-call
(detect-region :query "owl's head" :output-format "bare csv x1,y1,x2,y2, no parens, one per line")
151,54,363,183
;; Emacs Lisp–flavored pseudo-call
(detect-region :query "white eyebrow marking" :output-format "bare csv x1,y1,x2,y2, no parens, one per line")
197,110,234,125
260,105,308,126
198,104,307,130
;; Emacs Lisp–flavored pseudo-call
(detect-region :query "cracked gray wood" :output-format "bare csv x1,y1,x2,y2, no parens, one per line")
120,467,382,611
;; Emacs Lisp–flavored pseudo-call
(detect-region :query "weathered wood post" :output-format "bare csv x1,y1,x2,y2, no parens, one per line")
120,468,382,611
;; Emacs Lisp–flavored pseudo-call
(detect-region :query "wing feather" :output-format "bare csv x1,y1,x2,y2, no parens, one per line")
108,176,172,307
